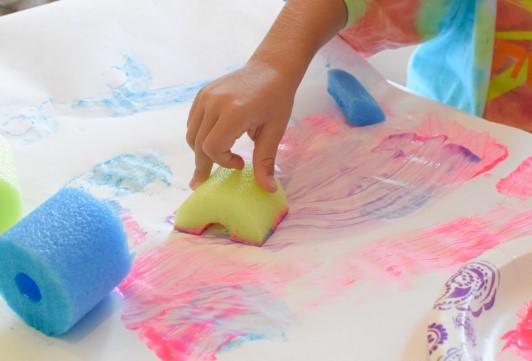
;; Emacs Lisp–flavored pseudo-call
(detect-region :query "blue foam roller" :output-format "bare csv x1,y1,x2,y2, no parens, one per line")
327,68,386,127
0,187,131,336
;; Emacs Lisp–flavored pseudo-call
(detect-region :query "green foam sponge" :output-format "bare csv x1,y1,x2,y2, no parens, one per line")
0,135,22,234
175,165,288,246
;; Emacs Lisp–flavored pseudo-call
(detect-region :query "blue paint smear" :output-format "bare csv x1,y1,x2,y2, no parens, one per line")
220,333,271,353
103,199,122,213
0,100,56,142
101,199,129,219
70,153,173,197
357,133,481,220
73,56,209,116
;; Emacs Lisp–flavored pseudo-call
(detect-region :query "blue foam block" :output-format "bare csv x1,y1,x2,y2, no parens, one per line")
327,68,386,127
0,188,131,336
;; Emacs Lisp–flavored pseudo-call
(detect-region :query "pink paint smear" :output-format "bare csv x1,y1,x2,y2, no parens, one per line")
103,200,148,246
119,205,532,360
268,113,508,248
121,211,148,246
118,241,303,361
497,157,532,200
415,115,508,179
310,205,532,307
502,301,532,360
120,113,512,360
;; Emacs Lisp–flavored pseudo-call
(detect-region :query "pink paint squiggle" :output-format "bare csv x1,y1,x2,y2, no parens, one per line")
501,301,532,360
310,206,532,307
497,157,532,200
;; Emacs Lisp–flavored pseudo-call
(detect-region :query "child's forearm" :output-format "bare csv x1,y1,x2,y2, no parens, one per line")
249,0,347,87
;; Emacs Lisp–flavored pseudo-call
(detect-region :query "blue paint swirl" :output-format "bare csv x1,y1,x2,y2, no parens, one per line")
70,152,173,197
0,100,56,142
73,56,208,116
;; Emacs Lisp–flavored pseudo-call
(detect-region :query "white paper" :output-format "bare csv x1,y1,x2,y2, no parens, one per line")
0,1,531,361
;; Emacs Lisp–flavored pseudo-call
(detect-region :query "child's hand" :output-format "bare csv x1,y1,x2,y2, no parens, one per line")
186,60,296,192
186,0,346,192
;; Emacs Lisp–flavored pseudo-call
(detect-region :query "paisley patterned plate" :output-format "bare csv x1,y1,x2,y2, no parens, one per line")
426,237,532,361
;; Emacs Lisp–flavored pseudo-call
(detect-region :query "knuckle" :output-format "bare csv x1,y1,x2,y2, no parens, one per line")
196,86,208,98
230,99,246,111
201,140,217,158
193,90,205,105
186,131,195,149
261,157,276,173
263,156,275,166
194,152,210,171
223,99,246,117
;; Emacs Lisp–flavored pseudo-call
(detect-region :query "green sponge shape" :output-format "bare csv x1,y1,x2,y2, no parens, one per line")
0,136,22,233
175,165,288,246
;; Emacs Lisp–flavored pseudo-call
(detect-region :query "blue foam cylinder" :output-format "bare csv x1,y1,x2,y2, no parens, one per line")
327,68,386,127
0,187,131,336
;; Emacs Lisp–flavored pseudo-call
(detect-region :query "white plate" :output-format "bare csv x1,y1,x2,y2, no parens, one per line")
427,237,532,361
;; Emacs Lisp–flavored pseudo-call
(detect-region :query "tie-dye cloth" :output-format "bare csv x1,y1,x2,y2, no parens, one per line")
342,0,531,132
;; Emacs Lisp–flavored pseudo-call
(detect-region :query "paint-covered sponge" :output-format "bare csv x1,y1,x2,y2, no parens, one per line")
0,135,22,233
175,165,288,246
327,68,386,126
0,188,131,336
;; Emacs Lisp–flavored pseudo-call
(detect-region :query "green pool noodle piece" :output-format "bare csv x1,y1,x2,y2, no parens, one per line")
175,165,288,246
0,135,22,233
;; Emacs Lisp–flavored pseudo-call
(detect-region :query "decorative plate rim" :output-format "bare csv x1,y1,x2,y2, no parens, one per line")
426,236,532,361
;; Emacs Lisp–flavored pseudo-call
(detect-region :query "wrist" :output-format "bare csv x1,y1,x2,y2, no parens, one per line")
247,50,310,90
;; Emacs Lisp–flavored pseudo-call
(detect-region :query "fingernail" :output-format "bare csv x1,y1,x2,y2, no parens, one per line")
189,178,198,190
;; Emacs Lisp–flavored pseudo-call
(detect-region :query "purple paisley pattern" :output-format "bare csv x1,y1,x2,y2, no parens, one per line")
433,261,499,317
454,313,477,347
437,346,466,361
428,323,449,355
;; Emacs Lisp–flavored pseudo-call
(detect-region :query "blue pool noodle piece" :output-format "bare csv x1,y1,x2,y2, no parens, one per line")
0,188,131,336
327,68,386,126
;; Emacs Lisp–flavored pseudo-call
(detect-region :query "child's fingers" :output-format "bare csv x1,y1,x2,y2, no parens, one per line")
186,101,205,150
252,123,284,192
247,128,259,141
189,116,217,189
202,117,246,170
187,91,202,127
191,148,213,189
